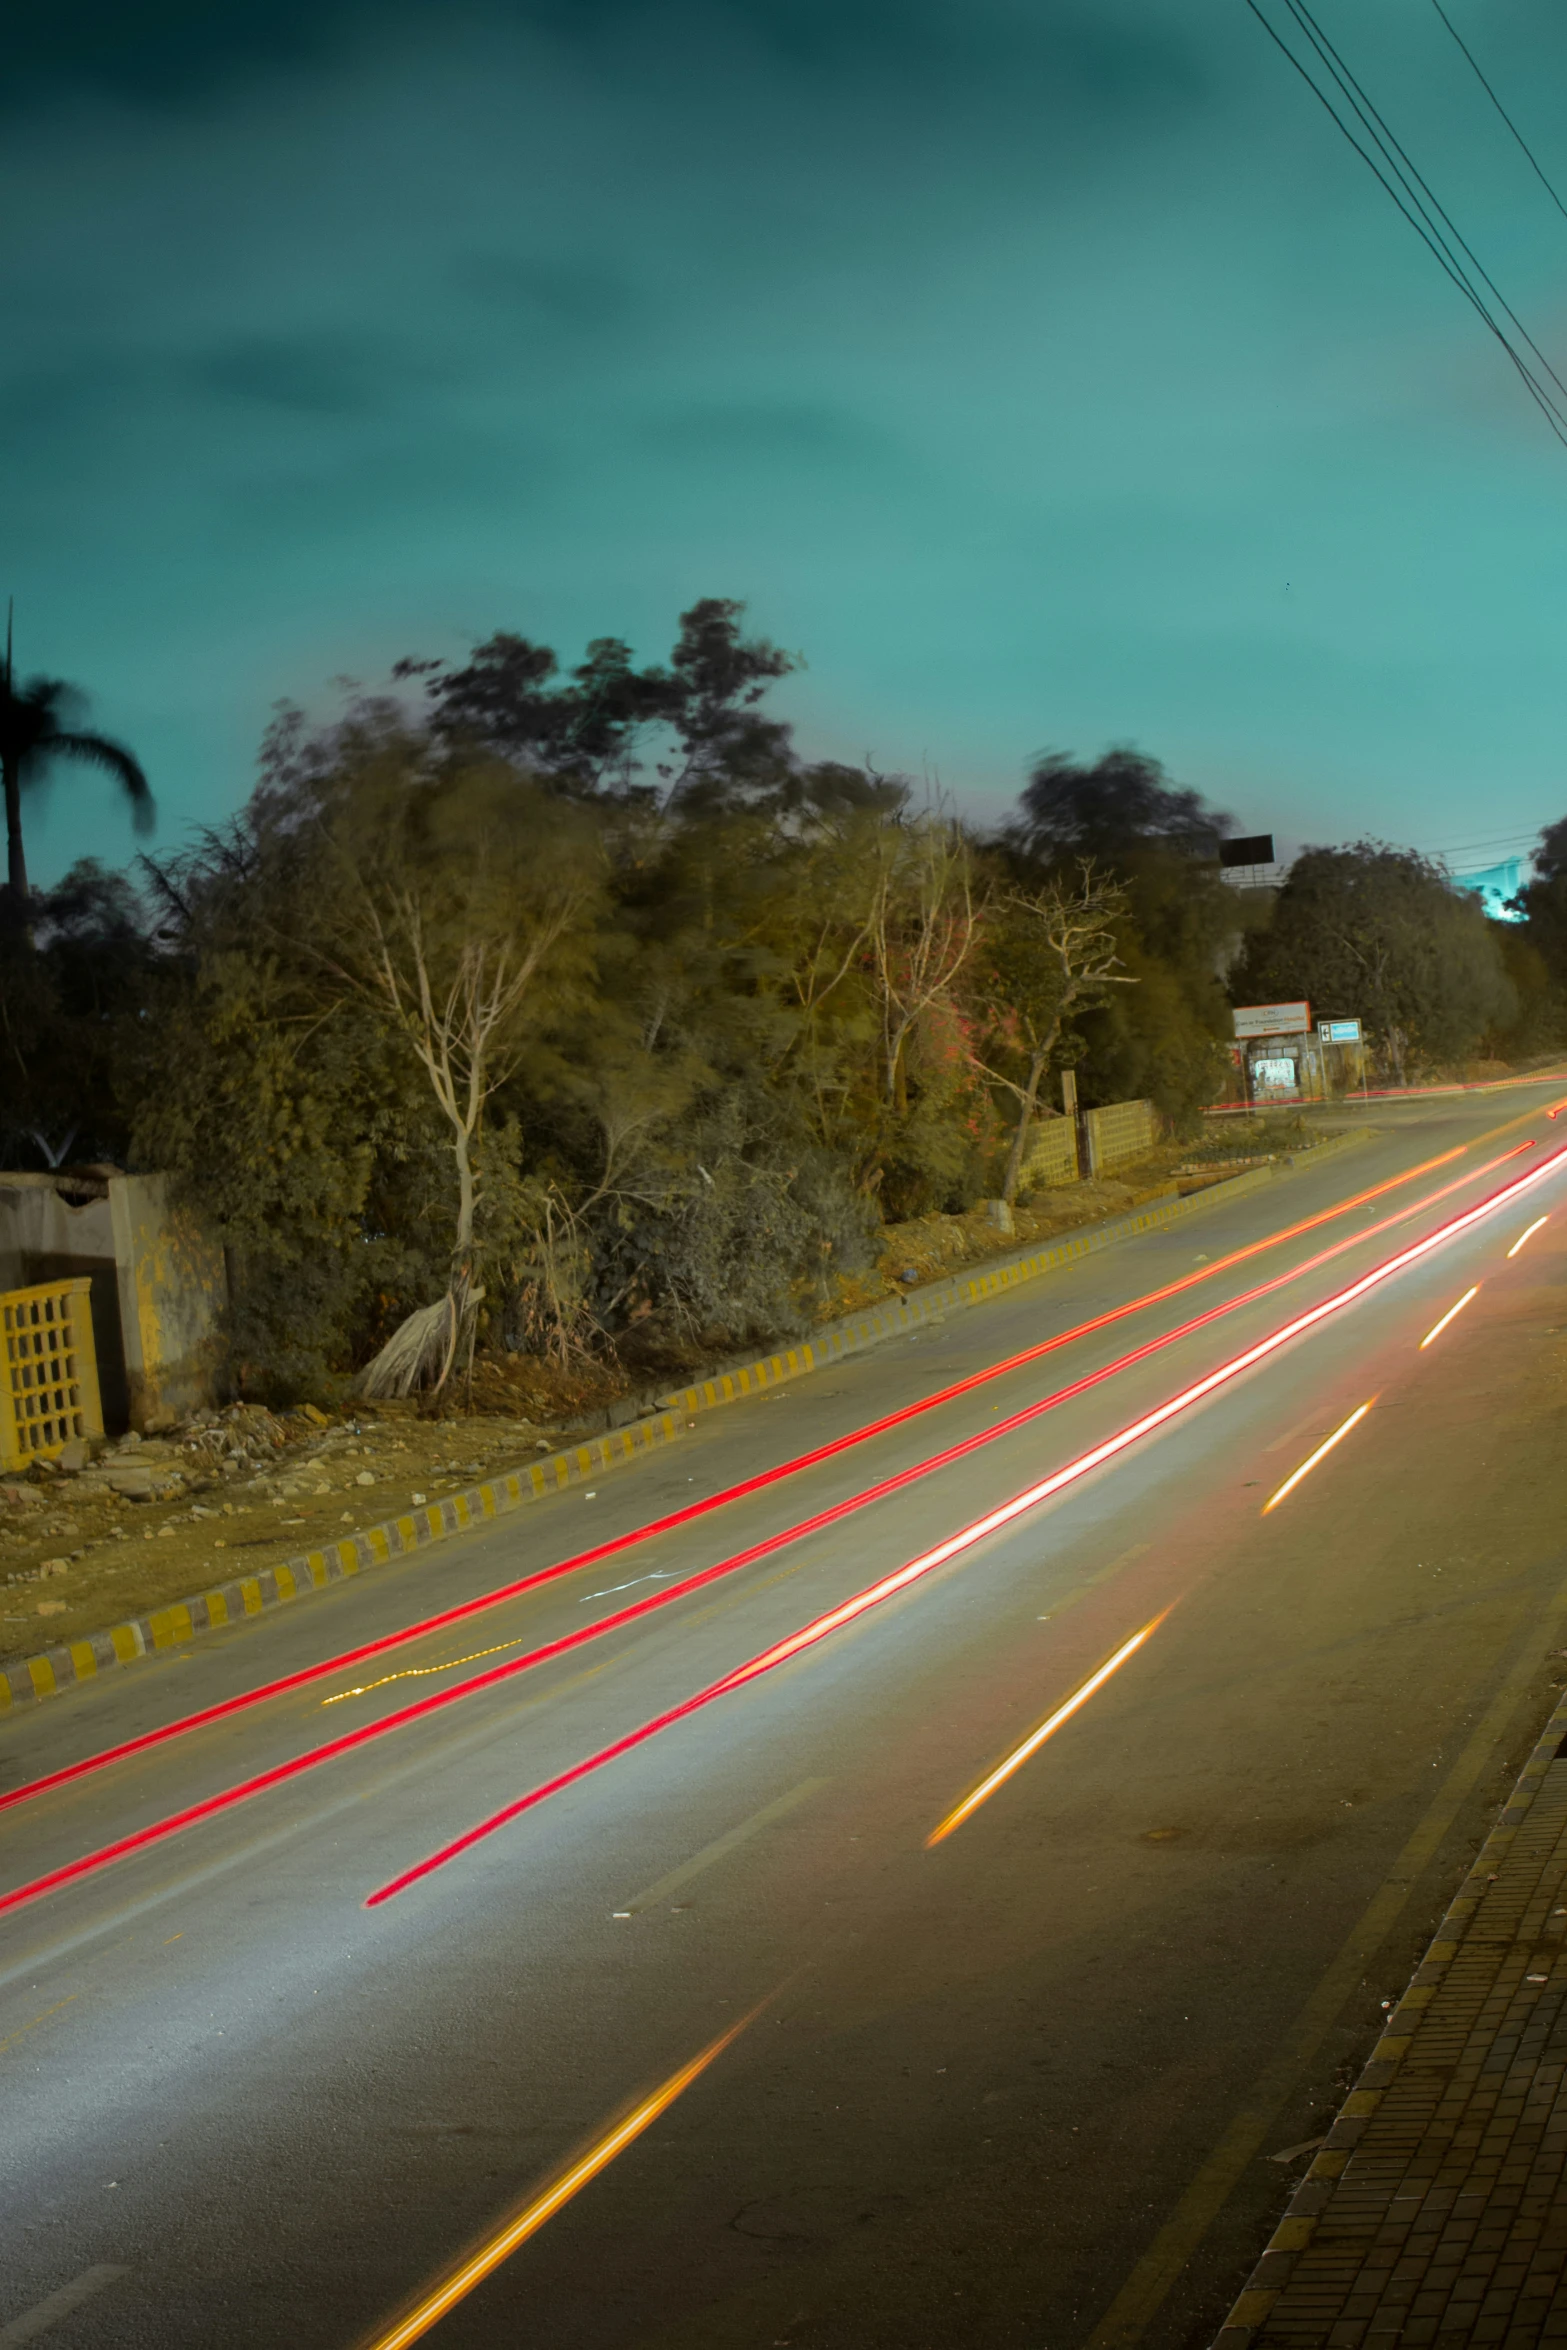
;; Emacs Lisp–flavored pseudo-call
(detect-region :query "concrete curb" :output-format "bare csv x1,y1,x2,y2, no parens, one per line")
1210,1685,1567,2348
0,1130,1367,1715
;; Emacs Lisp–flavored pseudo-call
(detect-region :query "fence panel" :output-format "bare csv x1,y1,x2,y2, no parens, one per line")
0,1278,104,1471
1084,1098,1159,1175
1019,1118,1080,1191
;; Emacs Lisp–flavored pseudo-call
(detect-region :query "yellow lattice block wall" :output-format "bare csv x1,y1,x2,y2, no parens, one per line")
0,1278,104,1472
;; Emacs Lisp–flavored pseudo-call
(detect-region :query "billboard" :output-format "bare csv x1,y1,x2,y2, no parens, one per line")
1233,1001,1311,1039
1220,834,1275,868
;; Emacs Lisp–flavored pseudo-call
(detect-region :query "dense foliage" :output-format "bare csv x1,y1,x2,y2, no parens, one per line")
1232,841,1521,1080
2,601,1551,1400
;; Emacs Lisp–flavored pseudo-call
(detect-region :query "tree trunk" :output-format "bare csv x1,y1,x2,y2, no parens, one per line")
1001,1045,1052,1207
452,1124,476,1259
3,754,26,903
358,1128,484,1401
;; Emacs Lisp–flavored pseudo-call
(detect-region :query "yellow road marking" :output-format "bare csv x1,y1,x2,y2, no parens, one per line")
360,2014,754,2350
1262,1402,1374,1514
928,1616,1168,1846
0,1994,77,2057
1419,1285,1480,1348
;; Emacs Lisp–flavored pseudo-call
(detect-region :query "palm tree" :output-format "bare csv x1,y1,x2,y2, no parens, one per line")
2,611,153,903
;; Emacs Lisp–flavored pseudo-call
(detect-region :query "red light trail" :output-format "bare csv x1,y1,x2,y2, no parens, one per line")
360,1136,1567,1908
2,1141,1513,1822
1,1141,1556,1924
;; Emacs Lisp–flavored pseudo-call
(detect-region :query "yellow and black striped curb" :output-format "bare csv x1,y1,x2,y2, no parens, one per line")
654,1132,1366,1420
0,1131,1365,1715
1209,1683,1567,2349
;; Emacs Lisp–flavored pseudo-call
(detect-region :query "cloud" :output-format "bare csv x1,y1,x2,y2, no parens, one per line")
190,333,418,416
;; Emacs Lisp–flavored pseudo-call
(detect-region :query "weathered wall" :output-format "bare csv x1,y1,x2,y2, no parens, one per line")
108,1175,227,1431
0,1177,128,1430
1018,1117,1079,1192
1084,1097,1160,1175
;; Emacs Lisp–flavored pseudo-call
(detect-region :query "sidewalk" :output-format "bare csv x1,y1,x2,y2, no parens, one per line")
1215,1692,1567,2349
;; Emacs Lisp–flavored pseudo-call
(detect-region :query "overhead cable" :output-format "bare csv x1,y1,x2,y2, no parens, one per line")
1245,0,1567,448
1427,0,1567,228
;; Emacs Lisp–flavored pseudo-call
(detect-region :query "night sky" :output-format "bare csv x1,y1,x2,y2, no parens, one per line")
7,0,1567,885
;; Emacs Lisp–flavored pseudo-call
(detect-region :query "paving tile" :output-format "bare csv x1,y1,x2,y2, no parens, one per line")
1232,1734,1567,2349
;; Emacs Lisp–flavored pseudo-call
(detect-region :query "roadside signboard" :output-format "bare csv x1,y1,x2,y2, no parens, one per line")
1233,1001,1311,1039
1318,1018,1362,1044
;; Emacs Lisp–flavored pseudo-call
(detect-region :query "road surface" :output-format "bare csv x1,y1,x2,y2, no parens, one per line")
3,1088,1567,2350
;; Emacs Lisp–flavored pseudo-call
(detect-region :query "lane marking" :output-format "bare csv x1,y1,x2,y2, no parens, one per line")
1419,1285,1480,1349
616,1777,831,1914
1262,1407,1336,1457
0,2267,129,2345
364,1138,1567,1907
0,1996,77,2058
927,1616,1169,1845
0,1140,1514,1817
360,2015,754,2350
1083,1566,1567,2350
1507,1214,1549,1258
1262,1402,1374,1514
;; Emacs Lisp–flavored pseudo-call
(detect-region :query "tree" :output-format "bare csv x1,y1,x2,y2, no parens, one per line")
1513,819,1567,1030
866,816,981,1113
1000,748,1238,1123
2,628,153,902
409,596,798,808
975,866,1133,1208
0,860,154,1166
1009,747,1227,866
1234,842,1516,1079
306,725,604,1397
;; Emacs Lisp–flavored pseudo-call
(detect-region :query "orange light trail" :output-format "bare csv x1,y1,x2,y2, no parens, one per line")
0,1142,1518,1824
364,1134,1567,1909
1419,1285,1480,1349
1508,1215,1549,1258
358,2016,752,2350
1262,1401,1374,1514
5,1138,1561,1931
926,1614,1169,1846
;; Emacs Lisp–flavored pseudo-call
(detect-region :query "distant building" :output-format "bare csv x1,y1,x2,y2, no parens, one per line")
1450,859,1524,922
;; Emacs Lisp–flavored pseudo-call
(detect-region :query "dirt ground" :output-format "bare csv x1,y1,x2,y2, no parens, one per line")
0,1121,1314,1671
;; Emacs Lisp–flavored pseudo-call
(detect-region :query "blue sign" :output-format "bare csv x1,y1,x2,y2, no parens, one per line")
1317,1019,1361,1044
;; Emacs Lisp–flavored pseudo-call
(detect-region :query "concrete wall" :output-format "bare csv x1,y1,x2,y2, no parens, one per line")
108,1175,227,1431
0,1176,127,1431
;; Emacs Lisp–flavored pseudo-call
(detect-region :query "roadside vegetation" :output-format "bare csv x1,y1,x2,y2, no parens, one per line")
0,599,1556,1412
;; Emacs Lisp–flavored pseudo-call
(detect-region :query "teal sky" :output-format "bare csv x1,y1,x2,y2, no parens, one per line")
6,0,1567,885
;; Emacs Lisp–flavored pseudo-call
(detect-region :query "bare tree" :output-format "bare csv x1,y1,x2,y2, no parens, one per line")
977,865,1134,1209
317,756,600,1398
867,818,982,1111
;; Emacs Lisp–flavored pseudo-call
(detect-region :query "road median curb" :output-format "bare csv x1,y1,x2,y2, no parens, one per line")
0,1128,1367,1714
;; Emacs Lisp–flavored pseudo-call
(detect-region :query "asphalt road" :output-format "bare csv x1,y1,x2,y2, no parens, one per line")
5,1089,1567,2350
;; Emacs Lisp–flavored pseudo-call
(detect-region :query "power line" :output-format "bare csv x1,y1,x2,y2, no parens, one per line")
1245,0,1567,448
1414,828,1544,853
1281,0,1567,411
1427,0,1567,228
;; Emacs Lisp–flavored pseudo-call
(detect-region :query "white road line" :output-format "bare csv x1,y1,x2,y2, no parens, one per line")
0,2266,129,2344
616,1777,831,1915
